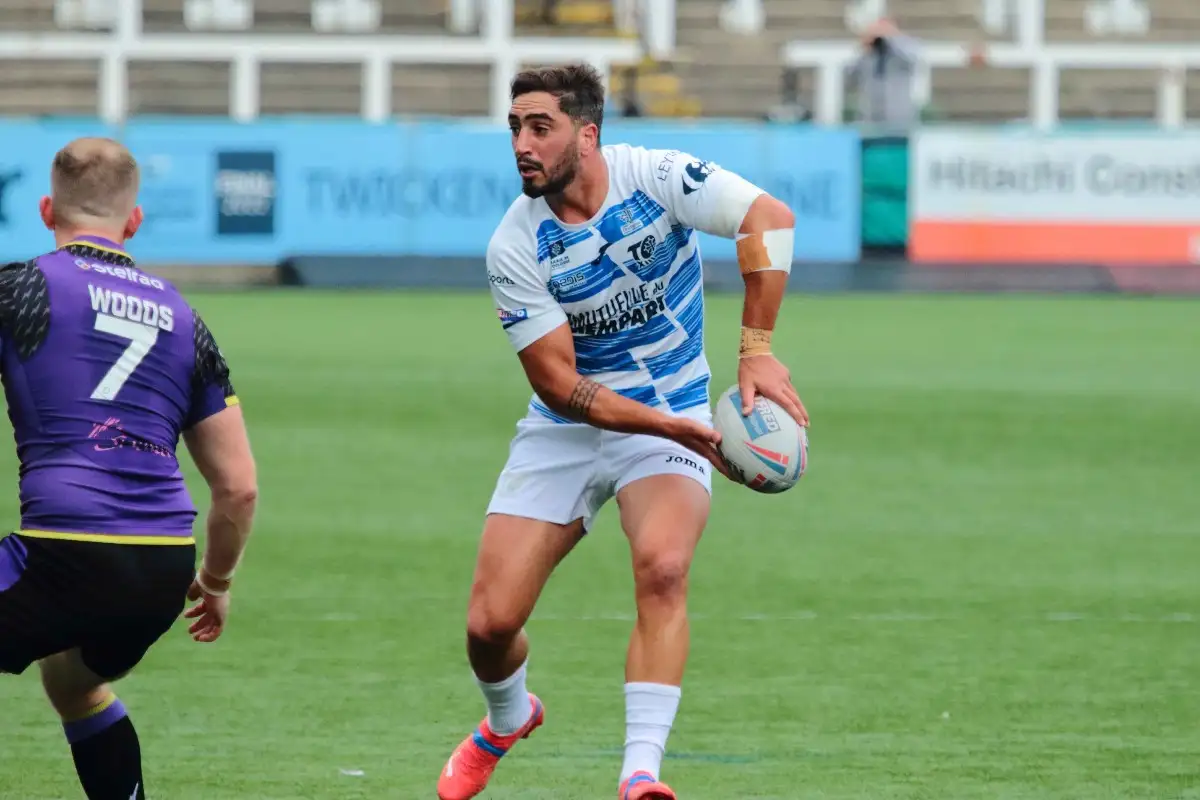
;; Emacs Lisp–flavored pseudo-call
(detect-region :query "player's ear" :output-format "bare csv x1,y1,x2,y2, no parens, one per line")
39,196,55,231
124,205,144,240
579,122,600,157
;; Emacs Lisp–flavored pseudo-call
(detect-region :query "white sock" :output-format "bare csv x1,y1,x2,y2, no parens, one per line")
620,682,681,783
476,660,532,735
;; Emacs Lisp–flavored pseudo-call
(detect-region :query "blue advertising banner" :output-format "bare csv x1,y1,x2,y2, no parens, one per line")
0,119,861,264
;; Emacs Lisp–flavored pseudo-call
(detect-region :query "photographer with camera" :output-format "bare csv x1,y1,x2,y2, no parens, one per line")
845,18,922,129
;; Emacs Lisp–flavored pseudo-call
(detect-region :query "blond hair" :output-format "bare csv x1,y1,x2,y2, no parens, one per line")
50,137,140,228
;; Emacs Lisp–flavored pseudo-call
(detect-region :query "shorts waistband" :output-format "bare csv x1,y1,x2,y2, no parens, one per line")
18,529,195,546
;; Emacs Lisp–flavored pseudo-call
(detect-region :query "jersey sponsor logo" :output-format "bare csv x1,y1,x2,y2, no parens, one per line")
88,285,175,332
88,417,173,459
568,280,667,336
549,271,587,293
497,307,528,323
666,453,706,475
488,272,515,286
682,159,716,195
76,259,166,291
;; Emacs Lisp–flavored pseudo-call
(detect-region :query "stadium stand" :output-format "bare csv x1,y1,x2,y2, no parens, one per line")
0,0,1194,123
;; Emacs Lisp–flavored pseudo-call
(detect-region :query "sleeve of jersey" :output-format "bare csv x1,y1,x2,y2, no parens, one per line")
185,310,239,429
643,149,766,238
0,261,52,360
487,233,566,352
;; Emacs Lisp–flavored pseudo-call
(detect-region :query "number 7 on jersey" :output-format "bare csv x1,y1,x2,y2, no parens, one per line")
91,312,159,401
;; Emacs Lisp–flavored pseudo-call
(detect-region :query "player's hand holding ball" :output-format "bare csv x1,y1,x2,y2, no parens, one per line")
736,329,808,427
710,327,810,493
183,566,232,643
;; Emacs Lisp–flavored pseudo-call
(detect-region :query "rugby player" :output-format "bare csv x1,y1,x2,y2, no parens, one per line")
437,65,808,800
0,137,257,799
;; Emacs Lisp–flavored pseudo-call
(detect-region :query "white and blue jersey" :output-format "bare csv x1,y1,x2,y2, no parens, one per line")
487,143,765,424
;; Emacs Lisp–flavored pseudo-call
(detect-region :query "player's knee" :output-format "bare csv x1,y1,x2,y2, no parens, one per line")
466,595,526,645
633,553,691,606
39,653,110,719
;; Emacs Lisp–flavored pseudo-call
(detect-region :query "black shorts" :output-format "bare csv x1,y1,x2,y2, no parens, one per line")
0,533,195,679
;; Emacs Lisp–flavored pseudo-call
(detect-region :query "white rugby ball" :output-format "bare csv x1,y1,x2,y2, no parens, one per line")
713,385,808,493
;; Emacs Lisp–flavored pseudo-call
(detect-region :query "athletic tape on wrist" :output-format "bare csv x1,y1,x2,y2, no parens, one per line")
202,555,238,583
735,229,794,276
196,569,231,597
739,326,773,359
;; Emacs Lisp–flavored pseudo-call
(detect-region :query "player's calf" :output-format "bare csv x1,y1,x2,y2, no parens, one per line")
616,473,710,789
40,651,145,800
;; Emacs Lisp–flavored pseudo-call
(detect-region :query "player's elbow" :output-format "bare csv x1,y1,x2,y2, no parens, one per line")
531,370,582,415
742,194,795,233
208,460,259,516
212,481,258,518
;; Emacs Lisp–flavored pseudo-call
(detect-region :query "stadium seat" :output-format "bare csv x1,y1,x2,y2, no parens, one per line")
515,0,615,33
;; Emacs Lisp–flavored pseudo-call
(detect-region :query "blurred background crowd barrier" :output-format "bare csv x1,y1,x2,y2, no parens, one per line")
2,0,1198,293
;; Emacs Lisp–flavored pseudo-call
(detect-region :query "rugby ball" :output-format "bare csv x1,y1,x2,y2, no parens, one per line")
713,385,808,493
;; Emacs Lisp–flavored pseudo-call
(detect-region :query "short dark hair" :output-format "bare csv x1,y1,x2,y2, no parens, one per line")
510,63,605,132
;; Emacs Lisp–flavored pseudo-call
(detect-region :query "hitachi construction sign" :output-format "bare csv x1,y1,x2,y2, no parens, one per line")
910,130,1200,265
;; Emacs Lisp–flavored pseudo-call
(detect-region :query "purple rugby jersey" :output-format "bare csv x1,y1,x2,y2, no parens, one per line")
0,236,237,541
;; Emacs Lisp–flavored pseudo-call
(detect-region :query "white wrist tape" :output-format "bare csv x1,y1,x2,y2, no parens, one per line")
735,229,794,276
202,555,239,582
196,570,230,597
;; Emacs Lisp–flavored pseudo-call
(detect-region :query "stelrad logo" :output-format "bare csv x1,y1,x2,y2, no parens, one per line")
75,260,166,291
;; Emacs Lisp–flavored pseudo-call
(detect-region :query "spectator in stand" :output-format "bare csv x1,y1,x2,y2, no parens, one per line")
844,18,921,129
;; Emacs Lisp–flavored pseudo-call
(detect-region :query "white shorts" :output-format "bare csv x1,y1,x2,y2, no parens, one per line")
487,408,713,532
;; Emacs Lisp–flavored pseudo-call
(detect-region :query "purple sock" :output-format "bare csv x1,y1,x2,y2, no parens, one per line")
63,696,128,745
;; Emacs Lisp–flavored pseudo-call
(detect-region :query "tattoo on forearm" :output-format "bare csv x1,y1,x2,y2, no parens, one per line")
567,377,601,419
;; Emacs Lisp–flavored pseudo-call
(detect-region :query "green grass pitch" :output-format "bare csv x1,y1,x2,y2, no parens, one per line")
1,290,1198,799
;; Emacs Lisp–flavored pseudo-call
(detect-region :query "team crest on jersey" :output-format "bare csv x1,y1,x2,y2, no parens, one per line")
618,207,644,236
626,234,658,267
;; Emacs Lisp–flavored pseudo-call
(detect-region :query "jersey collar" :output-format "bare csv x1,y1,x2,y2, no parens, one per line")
62,235,133,263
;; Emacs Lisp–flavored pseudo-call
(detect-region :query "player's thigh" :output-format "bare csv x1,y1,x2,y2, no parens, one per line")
469,513,586,638
78,543,195,681
487,418,607,532
612,439,713,593
472,419,603,635
0,534,84,676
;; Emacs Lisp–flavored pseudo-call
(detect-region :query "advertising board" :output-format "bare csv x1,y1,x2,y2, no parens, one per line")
0,120,862,265
911,129,1200,265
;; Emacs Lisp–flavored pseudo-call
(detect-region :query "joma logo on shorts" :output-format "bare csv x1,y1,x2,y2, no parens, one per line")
666,454,705,474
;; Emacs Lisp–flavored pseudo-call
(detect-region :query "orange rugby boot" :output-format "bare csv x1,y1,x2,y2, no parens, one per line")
619,770,677,799
436,694,545,800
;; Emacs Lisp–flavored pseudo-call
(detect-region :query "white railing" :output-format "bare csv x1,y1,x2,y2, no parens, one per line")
0,0,641,124
783,0,1196,129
